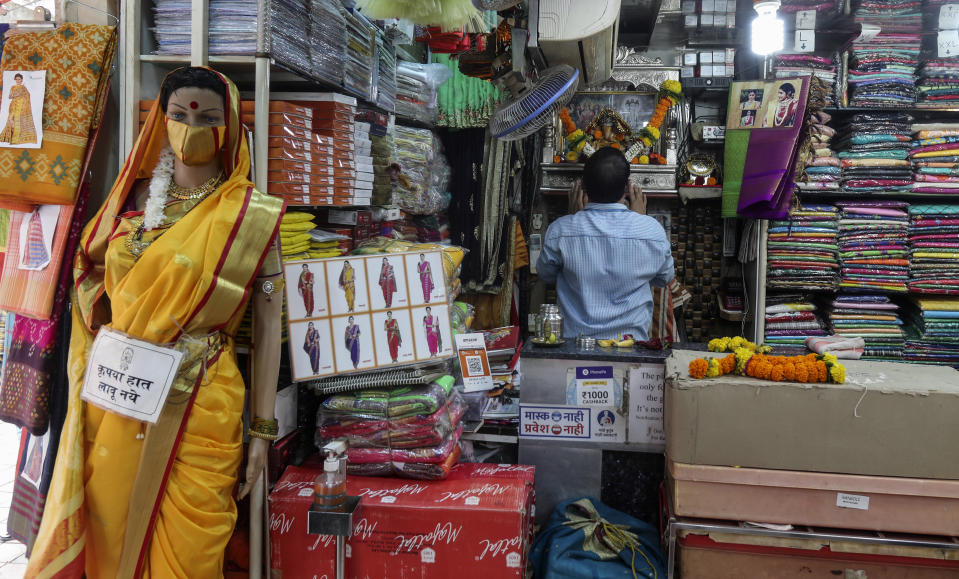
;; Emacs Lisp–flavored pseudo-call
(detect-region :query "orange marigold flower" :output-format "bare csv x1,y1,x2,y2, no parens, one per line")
795,364,809,383
783,363,796,382
816,361,827,383
770,365,785,381
720,354,736,375
689,358,709,379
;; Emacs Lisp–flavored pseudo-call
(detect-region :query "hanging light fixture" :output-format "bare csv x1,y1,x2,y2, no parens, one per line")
751,0,785,56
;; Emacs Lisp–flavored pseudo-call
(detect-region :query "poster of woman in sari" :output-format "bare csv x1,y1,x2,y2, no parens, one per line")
411,305,452,360
423,306,441,357
326,258,368,314
303,321,321,374
417,254,433,303
762,81,799,128
289,320,334,379
284,261,328,320
373,310,413,366
406,251,446,306
339,261,356,312
344,316,361,368
385,311,402,363
299,263,315,317
0,70,44,148
378,257,397,307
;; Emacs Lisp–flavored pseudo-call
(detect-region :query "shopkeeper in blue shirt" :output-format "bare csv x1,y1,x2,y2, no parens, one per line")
536,147,674,340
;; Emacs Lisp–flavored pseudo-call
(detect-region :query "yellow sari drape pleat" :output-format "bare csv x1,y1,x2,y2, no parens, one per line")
26,68,284,579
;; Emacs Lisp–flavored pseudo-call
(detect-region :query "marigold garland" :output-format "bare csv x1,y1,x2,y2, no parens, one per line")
688,336,847,384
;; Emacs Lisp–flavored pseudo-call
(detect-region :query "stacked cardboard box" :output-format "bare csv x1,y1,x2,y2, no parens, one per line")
269,463,535,578
664,349,959,575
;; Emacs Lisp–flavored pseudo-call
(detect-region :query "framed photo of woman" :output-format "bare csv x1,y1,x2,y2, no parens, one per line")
0,70,45,149
288,319,335,379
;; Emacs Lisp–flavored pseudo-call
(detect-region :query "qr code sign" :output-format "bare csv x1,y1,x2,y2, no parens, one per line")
464,355,484,376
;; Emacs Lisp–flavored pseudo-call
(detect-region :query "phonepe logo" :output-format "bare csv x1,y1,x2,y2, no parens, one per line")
578,366,613,379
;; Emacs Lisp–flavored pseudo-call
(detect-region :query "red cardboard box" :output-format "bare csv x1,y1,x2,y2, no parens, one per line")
269,463,535,579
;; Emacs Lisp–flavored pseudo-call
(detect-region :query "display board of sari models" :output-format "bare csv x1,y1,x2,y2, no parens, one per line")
721,77,811,219
284,250,454,380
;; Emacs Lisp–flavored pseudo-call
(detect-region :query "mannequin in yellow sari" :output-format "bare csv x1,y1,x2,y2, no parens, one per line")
26,68,284,578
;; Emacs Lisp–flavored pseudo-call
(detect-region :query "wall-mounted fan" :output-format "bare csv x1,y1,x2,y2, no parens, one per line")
489,64,579,141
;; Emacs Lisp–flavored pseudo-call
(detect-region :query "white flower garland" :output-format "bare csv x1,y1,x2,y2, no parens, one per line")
143,146,175,231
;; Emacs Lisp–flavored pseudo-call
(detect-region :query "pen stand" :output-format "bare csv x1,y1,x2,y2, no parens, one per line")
307,496,362,579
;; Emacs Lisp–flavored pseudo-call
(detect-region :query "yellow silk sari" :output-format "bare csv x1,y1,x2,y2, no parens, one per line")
26,69,283,578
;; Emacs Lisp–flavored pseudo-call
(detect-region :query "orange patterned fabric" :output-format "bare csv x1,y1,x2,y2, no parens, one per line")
0,23,115,208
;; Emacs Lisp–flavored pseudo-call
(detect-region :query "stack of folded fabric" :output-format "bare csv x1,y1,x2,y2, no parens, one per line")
826,294,905,360
848,0,921,108
836,201,911,292
903,297,959,366
309,0,347,86
279,211,317,261
916,59,959,107
764,295,829,355
343,9,376,101
836,112,915,194
908,204,959,293
766,204,840,291
392,125,451,215
916,0,959,107
908,124,959,196
315,376,464,480
774,54,839,107
796,112,841,194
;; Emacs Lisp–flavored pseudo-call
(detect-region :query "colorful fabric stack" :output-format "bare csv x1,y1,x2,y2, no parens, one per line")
796,112,841,194
766,204,840,291
279,211,317,261
836,201,911,293
848,0,921,107
764,295,828,355
774,54,838,107
836,112,914,194
315,376,464,480
903,297,959,366
916,59,959,107
908,124,959,195
917,0,959,107
826,294,905,360
907,204,959,293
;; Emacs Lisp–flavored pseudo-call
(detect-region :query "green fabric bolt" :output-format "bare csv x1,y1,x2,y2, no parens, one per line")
433,53,500,129
721,129,750,218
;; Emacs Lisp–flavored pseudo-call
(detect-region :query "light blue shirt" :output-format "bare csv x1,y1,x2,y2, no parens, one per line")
536,203,674,341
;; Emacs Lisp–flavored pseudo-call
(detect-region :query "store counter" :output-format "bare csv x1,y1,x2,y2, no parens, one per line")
518,341,705,524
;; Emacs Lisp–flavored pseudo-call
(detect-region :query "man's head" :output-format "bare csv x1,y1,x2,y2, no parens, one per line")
583,147,630,204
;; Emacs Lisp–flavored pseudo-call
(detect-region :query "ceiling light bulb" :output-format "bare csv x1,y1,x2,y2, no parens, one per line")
751,0,785,56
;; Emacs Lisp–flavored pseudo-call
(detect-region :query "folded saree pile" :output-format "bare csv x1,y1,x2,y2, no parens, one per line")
836,112,915,193
154,0,312,74
766,204,840,291
316,376,463,480
916,59,959,107
902,297,959,366
826,294,905,360
796,112,841,193
848,7,920,108
908,128,959,195
391,125,451,215
774,54,838,107
836,201,911,292
764,295,828,354
907,204,959,293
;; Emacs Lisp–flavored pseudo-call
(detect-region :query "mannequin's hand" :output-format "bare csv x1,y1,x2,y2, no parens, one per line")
238,437,270,500
626,184,647,215
568,179,586,215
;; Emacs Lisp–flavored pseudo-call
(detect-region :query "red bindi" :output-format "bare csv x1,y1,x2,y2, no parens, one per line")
189,101,198,109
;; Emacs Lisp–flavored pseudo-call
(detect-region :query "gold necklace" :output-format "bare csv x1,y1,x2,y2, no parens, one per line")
168,172,224,201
